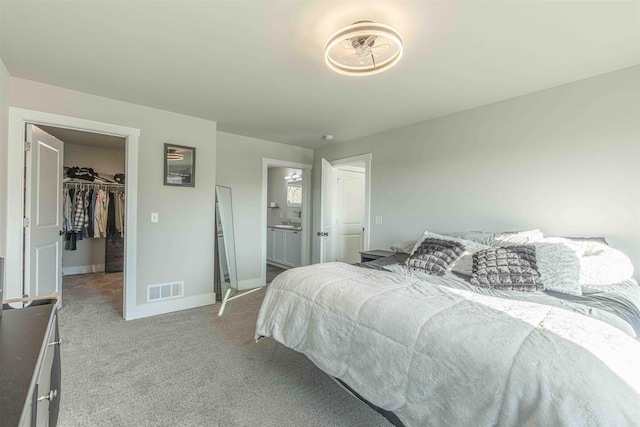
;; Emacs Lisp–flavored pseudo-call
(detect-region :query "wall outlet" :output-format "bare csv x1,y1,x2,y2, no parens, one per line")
375,215,383,224
151,212,158,223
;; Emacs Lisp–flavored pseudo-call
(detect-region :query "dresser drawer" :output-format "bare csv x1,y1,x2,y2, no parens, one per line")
1,298,61,427
32,313,61,427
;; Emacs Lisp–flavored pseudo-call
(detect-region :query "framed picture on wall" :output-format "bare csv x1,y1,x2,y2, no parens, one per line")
164,143,196,187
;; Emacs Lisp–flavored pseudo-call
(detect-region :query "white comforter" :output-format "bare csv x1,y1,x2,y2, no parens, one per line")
255,262,640,426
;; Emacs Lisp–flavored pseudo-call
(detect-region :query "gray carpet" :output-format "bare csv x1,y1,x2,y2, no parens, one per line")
57,273,390,426
266,264,287,284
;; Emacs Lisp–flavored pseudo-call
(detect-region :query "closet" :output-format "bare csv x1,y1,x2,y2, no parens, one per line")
62,181,125,273
38,125,126,277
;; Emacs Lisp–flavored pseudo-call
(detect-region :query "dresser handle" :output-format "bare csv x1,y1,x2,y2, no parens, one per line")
48,338,62,346
38,389,58,402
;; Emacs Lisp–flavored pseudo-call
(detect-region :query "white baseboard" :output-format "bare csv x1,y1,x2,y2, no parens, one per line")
129,292,216,320
62,264,105,275
238,277,265,291
267,260,292,269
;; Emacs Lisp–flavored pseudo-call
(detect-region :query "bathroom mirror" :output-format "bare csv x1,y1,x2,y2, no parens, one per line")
216,186,238,313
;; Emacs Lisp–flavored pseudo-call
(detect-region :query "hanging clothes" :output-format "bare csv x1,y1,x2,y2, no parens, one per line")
107,192,117,240
61,183,125,251
115,192,125,237
73,188,85,233
94,189,104,238
86,189,94,238
101,190,109,237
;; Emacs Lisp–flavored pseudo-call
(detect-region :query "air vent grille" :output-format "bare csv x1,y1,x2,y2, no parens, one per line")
147,281,184,302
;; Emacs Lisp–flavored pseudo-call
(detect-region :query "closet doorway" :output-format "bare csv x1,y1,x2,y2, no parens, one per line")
7,107,140,320
32,124,126,315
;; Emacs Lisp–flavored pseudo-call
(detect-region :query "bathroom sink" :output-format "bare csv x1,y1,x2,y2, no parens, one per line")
274,225,301,230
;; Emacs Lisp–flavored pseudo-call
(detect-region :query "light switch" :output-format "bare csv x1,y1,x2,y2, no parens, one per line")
375,215,383,225
151,213,159,223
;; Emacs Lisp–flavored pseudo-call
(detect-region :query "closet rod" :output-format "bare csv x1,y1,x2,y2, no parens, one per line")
63,181,125,188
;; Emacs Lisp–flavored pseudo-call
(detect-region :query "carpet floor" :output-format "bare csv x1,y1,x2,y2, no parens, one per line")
57,273,390,426
266,264,287,284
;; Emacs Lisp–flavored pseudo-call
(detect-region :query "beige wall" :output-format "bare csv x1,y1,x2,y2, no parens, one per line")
216,132,312,288
7,77,217,307
313,67,640,277
62,142,126,270
64,142,126,178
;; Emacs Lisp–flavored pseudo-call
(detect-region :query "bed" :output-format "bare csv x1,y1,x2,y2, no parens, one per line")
255,231,640,426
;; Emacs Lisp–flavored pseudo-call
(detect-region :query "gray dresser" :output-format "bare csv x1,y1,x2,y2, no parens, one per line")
0,297,61,427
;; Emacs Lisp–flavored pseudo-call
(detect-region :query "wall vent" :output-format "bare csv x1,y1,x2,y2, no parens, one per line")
147,281,184,302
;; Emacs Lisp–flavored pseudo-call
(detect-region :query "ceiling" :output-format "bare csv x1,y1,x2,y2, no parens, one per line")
38,125,125,151
1,1,638,149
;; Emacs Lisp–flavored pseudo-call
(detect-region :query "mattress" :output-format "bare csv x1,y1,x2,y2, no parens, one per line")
256,259,640,426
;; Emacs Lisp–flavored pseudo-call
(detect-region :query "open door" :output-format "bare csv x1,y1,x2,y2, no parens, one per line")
24,124,64,299
319,158,335,263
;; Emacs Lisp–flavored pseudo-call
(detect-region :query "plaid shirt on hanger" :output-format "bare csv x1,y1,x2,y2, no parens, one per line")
73,189,85,233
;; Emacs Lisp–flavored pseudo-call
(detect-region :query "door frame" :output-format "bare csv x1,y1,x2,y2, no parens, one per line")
327,153,372,253
261,158,312,287
7,107,140,320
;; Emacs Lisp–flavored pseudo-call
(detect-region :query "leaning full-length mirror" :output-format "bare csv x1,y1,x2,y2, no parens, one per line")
216,186,238,313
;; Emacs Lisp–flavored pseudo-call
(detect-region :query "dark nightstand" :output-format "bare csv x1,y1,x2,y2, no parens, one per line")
359,250,395,263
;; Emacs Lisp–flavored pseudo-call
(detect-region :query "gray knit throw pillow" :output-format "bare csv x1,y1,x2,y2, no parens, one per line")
406,238,465,276
470,246,544,291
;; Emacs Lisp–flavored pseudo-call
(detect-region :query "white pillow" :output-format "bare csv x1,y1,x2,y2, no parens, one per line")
445,229,544,247
533,242,582,296
411,231,489,276
443,231,495,246
389,240,418,254
491,229,544,247
543,237,634,285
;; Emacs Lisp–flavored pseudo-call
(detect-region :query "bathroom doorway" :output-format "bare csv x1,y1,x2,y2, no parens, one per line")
260,159,311,285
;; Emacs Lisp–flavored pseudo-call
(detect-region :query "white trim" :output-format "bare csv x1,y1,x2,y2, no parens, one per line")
131,293,216,320
266,260,292,270
261,158,312,287
62,264,106,276
329,153,372,251
7,107,139,320
237,277,265,291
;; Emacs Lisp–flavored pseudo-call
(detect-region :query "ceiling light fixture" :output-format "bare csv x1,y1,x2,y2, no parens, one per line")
325,21,403,77
166,149,184,161
285,173,302,182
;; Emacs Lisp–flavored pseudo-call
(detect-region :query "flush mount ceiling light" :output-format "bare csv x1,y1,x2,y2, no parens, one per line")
285,173,302,182
166,149,184,161
325,21,403,76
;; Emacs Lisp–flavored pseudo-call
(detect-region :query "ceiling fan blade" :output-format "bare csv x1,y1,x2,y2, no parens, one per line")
363,35,376,46
371,44,390,50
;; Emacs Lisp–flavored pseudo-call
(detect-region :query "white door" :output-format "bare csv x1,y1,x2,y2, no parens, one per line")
25,124,64,298
319,159,335,262
334,169,365,263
